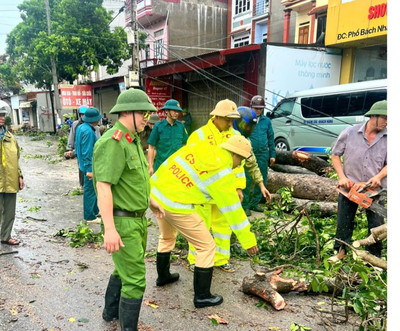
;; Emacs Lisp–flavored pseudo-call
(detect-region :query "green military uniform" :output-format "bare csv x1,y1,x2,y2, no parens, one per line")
93,88,158,330
147,119,188,171
93,120,150,298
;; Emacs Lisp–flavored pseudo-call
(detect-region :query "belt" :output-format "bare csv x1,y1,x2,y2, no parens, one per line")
113,209,146,218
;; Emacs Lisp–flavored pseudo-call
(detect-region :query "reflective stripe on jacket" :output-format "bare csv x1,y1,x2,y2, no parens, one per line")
150,142,257,250
0,130,22,193
187,119,247,189
188,118,263,185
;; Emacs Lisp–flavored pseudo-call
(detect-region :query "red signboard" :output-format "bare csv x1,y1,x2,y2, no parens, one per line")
145,78,171,121
59,84,93,109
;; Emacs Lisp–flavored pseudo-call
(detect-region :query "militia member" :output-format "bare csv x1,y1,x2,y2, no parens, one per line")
243,95,276,216
148,99,188,175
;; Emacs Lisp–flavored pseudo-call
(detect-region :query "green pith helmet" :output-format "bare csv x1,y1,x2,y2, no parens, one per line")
161,99,182,112
83,107,102,123
182,108,188,113
364,100,387,117
110,89,157,114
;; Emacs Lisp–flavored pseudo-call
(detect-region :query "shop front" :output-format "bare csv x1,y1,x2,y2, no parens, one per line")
325,0,387,83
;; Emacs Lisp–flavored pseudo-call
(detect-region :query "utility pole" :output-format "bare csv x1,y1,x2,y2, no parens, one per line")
126,0,140,89
44,0,61,133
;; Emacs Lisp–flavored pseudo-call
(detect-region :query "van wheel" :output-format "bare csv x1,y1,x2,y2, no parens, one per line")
275,138,290,151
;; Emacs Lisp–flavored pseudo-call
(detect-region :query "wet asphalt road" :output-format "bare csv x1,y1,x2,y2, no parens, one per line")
0,135,360,331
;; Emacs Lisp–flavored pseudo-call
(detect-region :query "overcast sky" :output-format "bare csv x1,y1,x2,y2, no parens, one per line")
0,0,24,54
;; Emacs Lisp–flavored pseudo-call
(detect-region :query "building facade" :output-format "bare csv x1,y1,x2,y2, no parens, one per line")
325,0,387,83
227,0,295,48
138,0,228,67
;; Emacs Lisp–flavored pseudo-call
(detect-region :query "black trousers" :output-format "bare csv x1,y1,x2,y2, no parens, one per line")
334,193,384,257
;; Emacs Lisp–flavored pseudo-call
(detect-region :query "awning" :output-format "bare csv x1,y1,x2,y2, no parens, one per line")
308,5,328,15
19,101,32,108
144,44,261,78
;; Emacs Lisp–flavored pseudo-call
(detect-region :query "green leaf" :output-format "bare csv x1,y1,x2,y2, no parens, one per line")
359,272,368,284
211,318,218,326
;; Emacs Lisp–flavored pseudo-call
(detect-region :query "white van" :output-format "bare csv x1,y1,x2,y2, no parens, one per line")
268,79,387,156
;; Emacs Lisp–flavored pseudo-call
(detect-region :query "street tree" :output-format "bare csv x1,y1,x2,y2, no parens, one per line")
1,0,131,95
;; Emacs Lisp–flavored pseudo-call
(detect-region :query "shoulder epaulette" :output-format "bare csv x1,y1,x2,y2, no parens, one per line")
112,129,123,141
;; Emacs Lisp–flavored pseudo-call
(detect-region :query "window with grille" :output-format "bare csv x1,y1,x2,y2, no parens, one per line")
235,0,250,15
154,39,164,59
233,35,250,48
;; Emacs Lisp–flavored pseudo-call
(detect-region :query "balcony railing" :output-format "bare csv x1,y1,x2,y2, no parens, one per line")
254,0,270,17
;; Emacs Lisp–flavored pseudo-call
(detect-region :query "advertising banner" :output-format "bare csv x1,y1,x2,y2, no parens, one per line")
145,78,171,120
325,0,387,46
264,45,342,110
59,84,93,109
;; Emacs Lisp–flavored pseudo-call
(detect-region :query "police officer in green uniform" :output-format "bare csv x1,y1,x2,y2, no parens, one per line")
93,88,165,331
147,99,188,175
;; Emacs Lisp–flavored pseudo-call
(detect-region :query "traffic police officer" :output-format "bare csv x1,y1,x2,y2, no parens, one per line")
93,88,165,331
151,135,258,308
147,99,188,175
186,100,270,272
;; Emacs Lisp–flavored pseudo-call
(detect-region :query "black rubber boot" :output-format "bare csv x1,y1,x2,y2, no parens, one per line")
102,275,122,321
119,296,142,331
156,252,180,286
193,266,223,308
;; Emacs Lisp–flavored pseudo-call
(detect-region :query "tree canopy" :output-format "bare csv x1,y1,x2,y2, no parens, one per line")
1,0,131,91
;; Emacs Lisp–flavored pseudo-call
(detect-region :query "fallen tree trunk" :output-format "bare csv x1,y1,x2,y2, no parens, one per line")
266,171,338,202
270,164,316,175
275,151,332,176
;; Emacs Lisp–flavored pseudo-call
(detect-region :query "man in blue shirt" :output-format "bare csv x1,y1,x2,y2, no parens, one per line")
75,107,102,222
147,99,188,175
242,95,276,216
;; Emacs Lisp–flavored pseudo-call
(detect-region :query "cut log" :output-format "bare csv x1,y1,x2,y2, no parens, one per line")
242,270,343,310
242,272,288,310
266,171,338,202
275,151,332,176
353,224,387,248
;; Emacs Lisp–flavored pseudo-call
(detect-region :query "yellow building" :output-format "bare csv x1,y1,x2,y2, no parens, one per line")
325,0,387,83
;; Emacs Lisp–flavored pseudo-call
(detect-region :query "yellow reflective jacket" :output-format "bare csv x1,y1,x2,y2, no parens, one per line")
0,130,23,193
150,142,257,250
188,119,263,187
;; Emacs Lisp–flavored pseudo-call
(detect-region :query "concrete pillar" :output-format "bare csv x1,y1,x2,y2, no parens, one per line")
309,1,316,44
283,9,291,43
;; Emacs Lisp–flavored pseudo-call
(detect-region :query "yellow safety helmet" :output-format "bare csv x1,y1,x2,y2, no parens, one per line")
209,99,240,118
220,135,252,158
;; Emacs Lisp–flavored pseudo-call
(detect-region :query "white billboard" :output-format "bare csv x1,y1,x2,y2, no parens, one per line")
265,45,342,110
